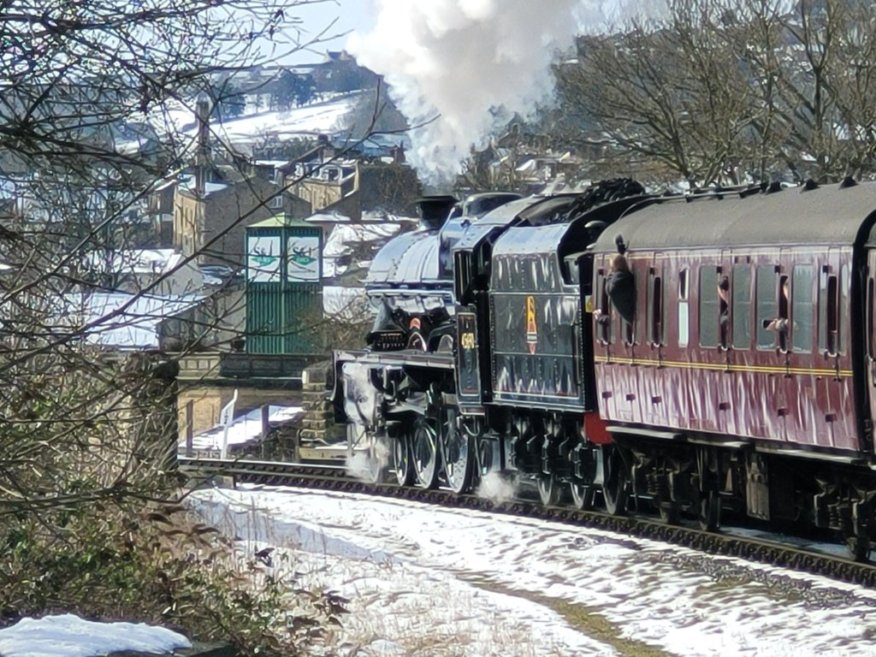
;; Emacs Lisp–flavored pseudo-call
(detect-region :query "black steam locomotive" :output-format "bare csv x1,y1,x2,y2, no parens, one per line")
333,178,876,561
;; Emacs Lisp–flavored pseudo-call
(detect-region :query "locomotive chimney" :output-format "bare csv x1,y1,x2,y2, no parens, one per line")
416,195,457,229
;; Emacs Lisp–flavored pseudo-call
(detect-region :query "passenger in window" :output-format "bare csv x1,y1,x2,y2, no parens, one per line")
764,278,791,336
595,254,635,325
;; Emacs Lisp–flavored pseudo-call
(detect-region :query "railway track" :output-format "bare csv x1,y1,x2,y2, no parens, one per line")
178,455,876,587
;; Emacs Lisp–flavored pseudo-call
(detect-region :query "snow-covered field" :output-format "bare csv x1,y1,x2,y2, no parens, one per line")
155,92,363,146
191,485,876,657
214,92,363,143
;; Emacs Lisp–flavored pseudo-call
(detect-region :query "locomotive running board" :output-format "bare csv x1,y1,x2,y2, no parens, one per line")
336,349,455,370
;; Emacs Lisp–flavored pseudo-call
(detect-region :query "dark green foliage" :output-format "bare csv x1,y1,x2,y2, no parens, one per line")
0,502,348,655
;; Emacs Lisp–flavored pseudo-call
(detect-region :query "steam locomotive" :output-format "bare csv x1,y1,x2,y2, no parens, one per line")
332,178,876,561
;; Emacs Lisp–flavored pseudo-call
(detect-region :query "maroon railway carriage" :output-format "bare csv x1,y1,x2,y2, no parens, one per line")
589,180,876,557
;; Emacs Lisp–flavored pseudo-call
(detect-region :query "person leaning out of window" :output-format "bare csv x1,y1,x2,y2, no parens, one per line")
594,253,636,325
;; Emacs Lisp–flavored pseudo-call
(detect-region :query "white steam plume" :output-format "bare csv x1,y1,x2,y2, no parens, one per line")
348,0,608,186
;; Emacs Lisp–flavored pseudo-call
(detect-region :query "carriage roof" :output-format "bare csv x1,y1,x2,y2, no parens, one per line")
592,181,876,254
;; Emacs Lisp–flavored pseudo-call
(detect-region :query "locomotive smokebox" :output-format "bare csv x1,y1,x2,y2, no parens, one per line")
416,195,457,229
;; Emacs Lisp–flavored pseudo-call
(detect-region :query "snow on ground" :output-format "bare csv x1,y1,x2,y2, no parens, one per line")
191,485,876,657
182,405,302,453
0,614,190,657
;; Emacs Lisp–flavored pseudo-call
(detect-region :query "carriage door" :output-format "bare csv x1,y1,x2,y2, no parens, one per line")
866,251,876,443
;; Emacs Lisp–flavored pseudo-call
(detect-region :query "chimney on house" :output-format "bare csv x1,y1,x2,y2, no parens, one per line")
195,95,211,197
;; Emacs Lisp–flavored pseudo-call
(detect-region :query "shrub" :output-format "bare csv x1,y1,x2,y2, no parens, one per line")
0,500,347,656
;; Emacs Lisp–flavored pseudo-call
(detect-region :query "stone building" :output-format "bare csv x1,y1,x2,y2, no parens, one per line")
173,173,309,267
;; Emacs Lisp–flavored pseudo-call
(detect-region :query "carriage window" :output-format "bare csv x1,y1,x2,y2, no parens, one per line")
732,265,751,349
678,269,689,347
777,275,790,352
868,278,876,358
699,267,719,347
792,266,814,353
756,265,778,350
819,271,839,355
648,272,664,345
841,264,850,355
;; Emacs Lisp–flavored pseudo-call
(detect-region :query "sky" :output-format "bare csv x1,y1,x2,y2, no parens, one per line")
283,1,649,64
281,0,660,185
260,1,662,185
285,0,374,63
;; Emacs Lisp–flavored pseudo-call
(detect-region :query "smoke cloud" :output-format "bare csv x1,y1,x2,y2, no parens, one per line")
348,0,611,186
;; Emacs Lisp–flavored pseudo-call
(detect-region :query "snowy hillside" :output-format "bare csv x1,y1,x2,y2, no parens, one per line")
212,92,366,145
152,91,367,151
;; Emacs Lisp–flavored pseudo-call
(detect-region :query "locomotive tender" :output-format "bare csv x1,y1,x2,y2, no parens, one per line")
333,177,876,560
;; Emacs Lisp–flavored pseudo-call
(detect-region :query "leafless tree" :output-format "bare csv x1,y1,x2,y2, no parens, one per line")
557,0,876,186
724,0,876,181
556,1,756,187
0,0,339,518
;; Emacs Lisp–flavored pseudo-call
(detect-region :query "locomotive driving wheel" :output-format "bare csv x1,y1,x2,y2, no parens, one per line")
391,432,414,487
536,418,562,506
570,481,596,510
442,406,473,494
412,415,440,489
602,444,628,516
537,473,560,506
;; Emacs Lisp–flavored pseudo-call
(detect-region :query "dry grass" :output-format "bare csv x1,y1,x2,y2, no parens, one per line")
467,578,672,657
